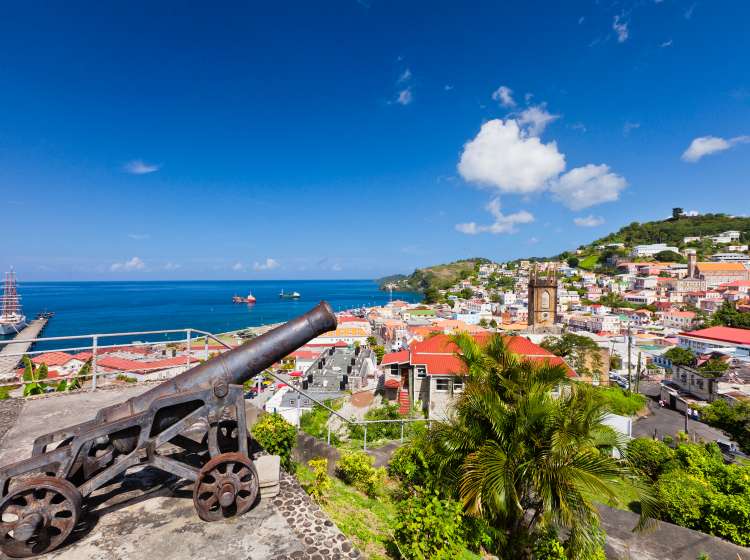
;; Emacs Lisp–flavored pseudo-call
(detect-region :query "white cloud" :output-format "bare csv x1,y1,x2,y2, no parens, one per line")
110,256,145,272
457,119,566,194
574,215,605,227
331,263,343,272
516,104,560,136
396,88,413,105
684,3,696,19
578,16,585,24
164,262,181,270
232,262,246,271
123,160,160,175
491,85,516,108
455,198,534,235
398,68,412,83
571,122,587,133
681,135,750,162
444,84,454,91
613,14,629,43
550,164,627,210
660,39,673,48
253,258,280,271
127,233,150,240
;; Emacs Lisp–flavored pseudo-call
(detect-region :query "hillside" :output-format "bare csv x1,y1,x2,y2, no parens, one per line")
588,213,750,250
378,258,489,292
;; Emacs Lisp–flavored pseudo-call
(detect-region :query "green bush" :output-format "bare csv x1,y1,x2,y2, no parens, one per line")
532,529,566,560
251,413,297,472
335,450,384,497
387,435,436,492
627,438,675,480
701,399,750,453
299,399,343,445
393,494,466,560
348,402,403,441
306,457,331,503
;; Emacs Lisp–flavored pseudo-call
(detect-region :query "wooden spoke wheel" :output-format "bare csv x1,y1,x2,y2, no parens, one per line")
0,477,82,558
193,452,258,522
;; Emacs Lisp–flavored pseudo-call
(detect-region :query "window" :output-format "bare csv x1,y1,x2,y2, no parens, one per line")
541,291,550,310
435,378,450,392
390,364,399,375
453,377,464,393
416,366,427,378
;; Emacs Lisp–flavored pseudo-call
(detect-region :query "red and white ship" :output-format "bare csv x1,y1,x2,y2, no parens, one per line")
232,291,257,304
0,270,27,335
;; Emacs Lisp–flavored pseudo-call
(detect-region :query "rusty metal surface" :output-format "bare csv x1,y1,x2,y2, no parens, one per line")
0,303,337,556
193,452,259,522
0,477,82,558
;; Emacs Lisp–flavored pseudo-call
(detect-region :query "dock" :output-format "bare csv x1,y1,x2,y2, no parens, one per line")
0,317,49,379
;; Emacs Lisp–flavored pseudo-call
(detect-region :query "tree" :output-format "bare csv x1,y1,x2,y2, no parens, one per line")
373,345,385,364
478,318,489,328
459,287,474,300
654,250,685,263
710,301,750,329
366,335,377,347
663,347,696,367
423,286,440,304
428,334,656,559
567,257,580,268
698,357,729,374
701,399,750,453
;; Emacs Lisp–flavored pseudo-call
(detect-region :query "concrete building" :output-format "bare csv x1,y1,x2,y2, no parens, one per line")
631,243,679,257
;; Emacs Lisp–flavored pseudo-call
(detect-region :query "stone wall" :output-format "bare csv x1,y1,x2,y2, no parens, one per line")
292,432,341,476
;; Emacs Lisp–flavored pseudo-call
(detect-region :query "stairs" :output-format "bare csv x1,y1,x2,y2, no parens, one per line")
397,389,410,415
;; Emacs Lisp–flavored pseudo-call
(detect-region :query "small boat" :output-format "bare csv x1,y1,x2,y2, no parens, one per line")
279,289,300,299
232,291,257,304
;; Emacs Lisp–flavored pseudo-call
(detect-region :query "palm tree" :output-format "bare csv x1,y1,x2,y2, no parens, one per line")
428,333,655,559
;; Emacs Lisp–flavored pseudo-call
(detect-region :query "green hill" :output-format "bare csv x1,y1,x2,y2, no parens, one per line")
378,258,489,292
589,212,750,250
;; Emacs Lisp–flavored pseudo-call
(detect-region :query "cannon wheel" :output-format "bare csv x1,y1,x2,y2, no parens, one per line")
193,452,258,522
0,477,82,558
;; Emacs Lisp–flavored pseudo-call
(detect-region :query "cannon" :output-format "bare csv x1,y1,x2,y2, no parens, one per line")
0,302,337,557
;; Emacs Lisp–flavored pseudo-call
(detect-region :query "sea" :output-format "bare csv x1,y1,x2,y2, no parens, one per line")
4,280,421,352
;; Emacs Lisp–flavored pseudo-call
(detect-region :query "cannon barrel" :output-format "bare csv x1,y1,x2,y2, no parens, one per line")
102,301,337,423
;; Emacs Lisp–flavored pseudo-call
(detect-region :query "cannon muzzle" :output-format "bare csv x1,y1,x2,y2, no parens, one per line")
102,301,337,423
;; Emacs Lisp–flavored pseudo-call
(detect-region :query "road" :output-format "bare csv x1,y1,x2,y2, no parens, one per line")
631,381,727,443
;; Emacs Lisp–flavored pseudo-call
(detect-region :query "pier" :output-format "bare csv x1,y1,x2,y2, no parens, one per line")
0,317,49,378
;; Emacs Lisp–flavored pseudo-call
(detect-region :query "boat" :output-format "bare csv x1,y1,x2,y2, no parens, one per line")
279,289,301,299
232,291,257,304
0,270,27,335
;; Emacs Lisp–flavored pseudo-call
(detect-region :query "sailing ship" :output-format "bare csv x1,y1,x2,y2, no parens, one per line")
0,270,27,335
279,289,301,299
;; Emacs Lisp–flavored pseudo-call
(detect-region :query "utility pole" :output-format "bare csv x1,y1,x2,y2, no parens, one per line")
636,351,642,394
627,323,632,393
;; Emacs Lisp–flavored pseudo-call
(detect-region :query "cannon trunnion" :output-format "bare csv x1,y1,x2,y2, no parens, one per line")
0,302,337,557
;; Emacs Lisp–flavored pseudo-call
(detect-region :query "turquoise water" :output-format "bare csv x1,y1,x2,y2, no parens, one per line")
6,280,421,351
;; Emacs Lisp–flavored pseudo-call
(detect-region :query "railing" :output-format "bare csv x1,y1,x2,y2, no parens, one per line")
0,328,230,393
1,327,429,451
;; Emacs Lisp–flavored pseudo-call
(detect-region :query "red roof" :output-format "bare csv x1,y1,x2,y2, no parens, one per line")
381,350,409,365
31,352,75,367
679,326,750,346
290,350,322,360
289,371,303,377
97,355,187,372
304,341,348,348
404,333,575,377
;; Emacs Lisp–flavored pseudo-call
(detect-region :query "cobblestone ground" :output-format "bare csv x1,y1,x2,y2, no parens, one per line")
273,472,360,560
0,398,23,443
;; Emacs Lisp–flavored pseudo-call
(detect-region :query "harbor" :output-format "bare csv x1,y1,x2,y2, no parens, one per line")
0,316,49,378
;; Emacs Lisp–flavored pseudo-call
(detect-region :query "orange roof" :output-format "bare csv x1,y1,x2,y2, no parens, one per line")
696,262,747,272
31,352,75,367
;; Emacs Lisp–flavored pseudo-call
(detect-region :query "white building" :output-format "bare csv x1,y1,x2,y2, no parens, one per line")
631,243,679,257
711,253,750,263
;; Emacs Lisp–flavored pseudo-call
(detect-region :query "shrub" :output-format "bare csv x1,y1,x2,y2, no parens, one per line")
627,438,675,480
299,399,342,445
306,457,331,503
251,413,297,472
393,494,466,560
387,435,435,492
335,450,384,497
594,386,647,416
532,529,566,560
348,402,404,441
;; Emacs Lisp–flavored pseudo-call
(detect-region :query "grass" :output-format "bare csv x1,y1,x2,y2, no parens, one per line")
579,254,601,270
585,476,643,514
594,386,648,416
296,465,482,560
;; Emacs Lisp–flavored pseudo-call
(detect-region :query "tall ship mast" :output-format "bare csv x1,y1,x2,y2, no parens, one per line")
0,269,27,335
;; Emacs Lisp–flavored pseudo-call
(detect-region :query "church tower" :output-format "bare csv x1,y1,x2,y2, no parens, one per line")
528,265,558,329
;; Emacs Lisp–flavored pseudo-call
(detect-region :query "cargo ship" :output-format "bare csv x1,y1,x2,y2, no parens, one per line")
0,270,27,335
279,289,300,299
232,291,257,304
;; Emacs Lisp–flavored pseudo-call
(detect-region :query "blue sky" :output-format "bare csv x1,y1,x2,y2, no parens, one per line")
2,1,748,280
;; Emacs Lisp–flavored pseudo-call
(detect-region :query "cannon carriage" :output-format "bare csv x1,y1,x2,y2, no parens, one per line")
0,302,337,557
